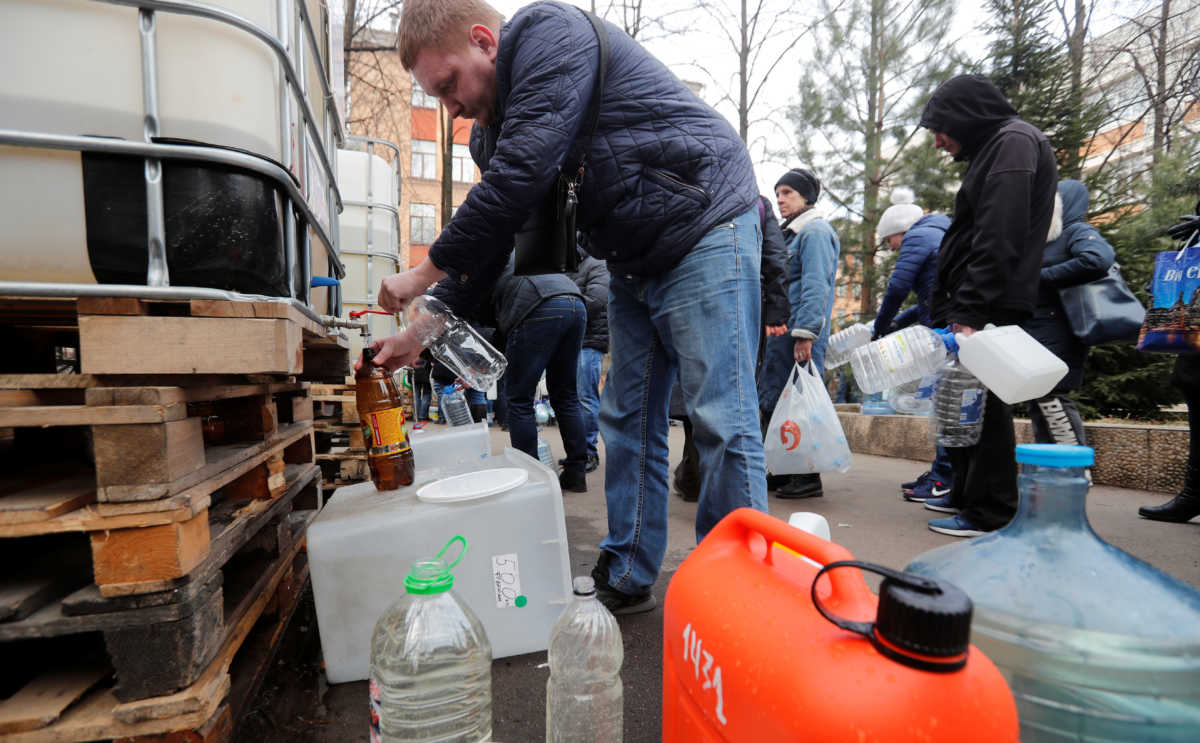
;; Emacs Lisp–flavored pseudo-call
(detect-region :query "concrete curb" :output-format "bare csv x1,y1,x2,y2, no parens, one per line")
837,409,1188,493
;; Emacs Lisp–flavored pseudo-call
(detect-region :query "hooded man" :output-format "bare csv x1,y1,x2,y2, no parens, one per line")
918,74,1058,537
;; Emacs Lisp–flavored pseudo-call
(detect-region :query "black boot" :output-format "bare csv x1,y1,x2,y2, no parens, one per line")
1139,490,1200,522
674,417,700,502
559,468,587,493
777,473,823,499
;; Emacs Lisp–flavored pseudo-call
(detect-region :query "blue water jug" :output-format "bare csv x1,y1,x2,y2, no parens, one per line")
905,444,1200,741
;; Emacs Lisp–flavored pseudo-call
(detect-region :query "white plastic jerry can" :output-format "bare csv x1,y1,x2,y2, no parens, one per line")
954,325,1068,405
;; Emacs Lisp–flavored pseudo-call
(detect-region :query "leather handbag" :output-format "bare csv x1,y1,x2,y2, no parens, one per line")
512,10,609,276
1058,262,1145,345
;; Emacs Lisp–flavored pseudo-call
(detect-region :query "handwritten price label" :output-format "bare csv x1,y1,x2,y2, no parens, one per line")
682,623,727,725
491,553,522,608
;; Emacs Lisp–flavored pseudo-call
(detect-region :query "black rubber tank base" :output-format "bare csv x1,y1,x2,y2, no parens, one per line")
82,137,296,297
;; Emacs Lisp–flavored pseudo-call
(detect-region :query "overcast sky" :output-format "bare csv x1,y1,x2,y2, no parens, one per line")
485,0,1146,211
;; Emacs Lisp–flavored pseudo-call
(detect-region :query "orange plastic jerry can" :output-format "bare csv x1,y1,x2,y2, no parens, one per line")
662,508,1019,742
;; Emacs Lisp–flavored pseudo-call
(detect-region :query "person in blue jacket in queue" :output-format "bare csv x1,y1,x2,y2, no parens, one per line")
757,168,840,499
871,188,955,505
370,0,767,615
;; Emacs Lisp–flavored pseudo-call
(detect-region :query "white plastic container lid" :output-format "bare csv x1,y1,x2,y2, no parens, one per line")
416,468,529,503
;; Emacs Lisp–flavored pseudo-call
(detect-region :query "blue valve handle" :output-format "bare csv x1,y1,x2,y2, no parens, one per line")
311,276,340,288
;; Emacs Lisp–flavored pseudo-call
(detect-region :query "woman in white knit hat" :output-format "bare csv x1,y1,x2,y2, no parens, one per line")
873,188,955,504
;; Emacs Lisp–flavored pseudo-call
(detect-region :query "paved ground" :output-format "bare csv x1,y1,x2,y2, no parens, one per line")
237,423,1200,742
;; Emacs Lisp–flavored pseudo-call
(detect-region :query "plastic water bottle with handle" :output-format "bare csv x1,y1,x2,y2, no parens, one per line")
850,324,1067,403
546,576,623,743
400,295,508,391
931,358,986,446
369,536,492,743
439,384,473,426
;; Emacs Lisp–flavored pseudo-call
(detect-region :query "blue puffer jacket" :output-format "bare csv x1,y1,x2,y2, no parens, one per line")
1022,179,1114,391
784,211,840,370
874,213,950,334
428,1,758,302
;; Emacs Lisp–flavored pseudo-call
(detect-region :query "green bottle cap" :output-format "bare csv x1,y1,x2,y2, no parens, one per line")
404,535,467,595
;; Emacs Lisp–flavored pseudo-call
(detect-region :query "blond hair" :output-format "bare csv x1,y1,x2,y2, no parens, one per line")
397,0,503,70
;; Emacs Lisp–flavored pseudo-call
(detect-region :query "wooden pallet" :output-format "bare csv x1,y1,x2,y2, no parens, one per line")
1,296,348,381
0,528,313,741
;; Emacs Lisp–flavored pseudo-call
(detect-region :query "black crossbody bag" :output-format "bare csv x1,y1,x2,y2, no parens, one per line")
512,10,609,275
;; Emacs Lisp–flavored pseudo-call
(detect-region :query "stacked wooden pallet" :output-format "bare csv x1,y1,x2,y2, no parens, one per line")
311,383,368,487
0,296,346,742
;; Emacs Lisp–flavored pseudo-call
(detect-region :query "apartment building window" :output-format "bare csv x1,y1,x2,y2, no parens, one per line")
411,140,436,180
852,284,861,300
836,284,846,298
452,144,474,183
411,81,438,109
410,203,436,244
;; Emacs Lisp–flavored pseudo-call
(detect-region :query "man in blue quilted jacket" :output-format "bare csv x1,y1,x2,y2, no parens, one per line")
372,0,767,614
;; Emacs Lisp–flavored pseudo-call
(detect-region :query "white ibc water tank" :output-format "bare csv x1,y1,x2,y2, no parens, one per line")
337,145,401,356
0,0,334,301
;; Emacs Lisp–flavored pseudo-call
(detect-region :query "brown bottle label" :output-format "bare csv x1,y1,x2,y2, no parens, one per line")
361,406,411,457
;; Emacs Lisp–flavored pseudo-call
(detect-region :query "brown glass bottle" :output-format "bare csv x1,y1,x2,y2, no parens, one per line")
355,348,415,490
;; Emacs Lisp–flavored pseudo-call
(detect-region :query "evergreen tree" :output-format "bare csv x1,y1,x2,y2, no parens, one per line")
789,0,959,317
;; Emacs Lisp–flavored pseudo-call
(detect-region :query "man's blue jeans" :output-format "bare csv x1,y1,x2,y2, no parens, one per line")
577,347,604,457
503,296,589,470
598,208,767,595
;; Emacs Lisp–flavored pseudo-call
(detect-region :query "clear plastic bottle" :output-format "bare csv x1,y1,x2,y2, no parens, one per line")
931,358,986,447
537,437,555,470
370,537,492,743
824,322,873,369
400,295,508,391
848,325,954,393
905,445,1200,741
440,385,473,426
890,373,936,415
546,577,623,743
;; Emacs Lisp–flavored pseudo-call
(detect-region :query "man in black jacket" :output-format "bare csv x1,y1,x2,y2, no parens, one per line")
918,74,1058,537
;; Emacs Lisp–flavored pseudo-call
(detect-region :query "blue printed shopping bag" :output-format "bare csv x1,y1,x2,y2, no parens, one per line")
1137,244,1200,353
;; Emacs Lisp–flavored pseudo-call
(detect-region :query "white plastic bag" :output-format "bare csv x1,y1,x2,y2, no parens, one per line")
765,363,852,475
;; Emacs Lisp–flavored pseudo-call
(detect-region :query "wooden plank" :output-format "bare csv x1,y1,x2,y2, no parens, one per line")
86,381,305,407
0,474,95,524
115,704,233,743
79,316,302,376
0,502,203,539
93,418,206,495
0,574,77,623
0,389,85,407
0,665,109,734
0,374,99,390
91,512,211,595
0,403,186,427
97,421,312,504
76,297,150,316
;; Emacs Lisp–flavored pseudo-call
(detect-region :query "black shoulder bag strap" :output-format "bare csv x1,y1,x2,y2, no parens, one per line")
513,9,609,275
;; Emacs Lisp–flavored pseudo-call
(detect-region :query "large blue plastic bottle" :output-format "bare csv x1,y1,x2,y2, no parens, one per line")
905,444,1200,741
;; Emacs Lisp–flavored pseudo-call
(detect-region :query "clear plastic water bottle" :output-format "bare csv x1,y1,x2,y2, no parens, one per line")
400,296,507,391
848,325,955,393
906,445,1200,740
824,322,873,369
860,391,895,415
931,358,986,447
546,577,623,743
370,536,492,743
440,385,473,426
537,437,555,470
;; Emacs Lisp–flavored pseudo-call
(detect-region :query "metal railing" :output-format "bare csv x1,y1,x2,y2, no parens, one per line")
0,0,348,322
341,135,403,307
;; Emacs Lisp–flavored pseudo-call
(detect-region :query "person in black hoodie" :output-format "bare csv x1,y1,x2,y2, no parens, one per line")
918,74,1059,537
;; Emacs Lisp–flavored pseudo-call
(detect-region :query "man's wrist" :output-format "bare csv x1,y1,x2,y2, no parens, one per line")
417,256,448,285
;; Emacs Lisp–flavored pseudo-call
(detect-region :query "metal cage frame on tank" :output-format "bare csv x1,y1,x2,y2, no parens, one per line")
0,0,347,326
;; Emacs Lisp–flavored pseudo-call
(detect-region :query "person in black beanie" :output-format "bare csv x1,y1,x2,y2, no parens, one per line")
757,167,841,498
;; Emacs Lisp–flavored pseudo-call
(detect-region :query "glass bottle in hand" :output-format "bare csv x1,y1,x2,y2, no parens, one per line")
356,347,415,490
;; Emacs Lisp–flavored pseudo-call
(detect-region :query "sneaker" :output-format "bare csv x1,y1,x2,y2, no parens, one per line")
905,479,952,503
591,552,656,615
595,582,657,615
928,514,985,538
585,452,601,473
901,470,931,496
559,469,587,493
923,495,959,513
